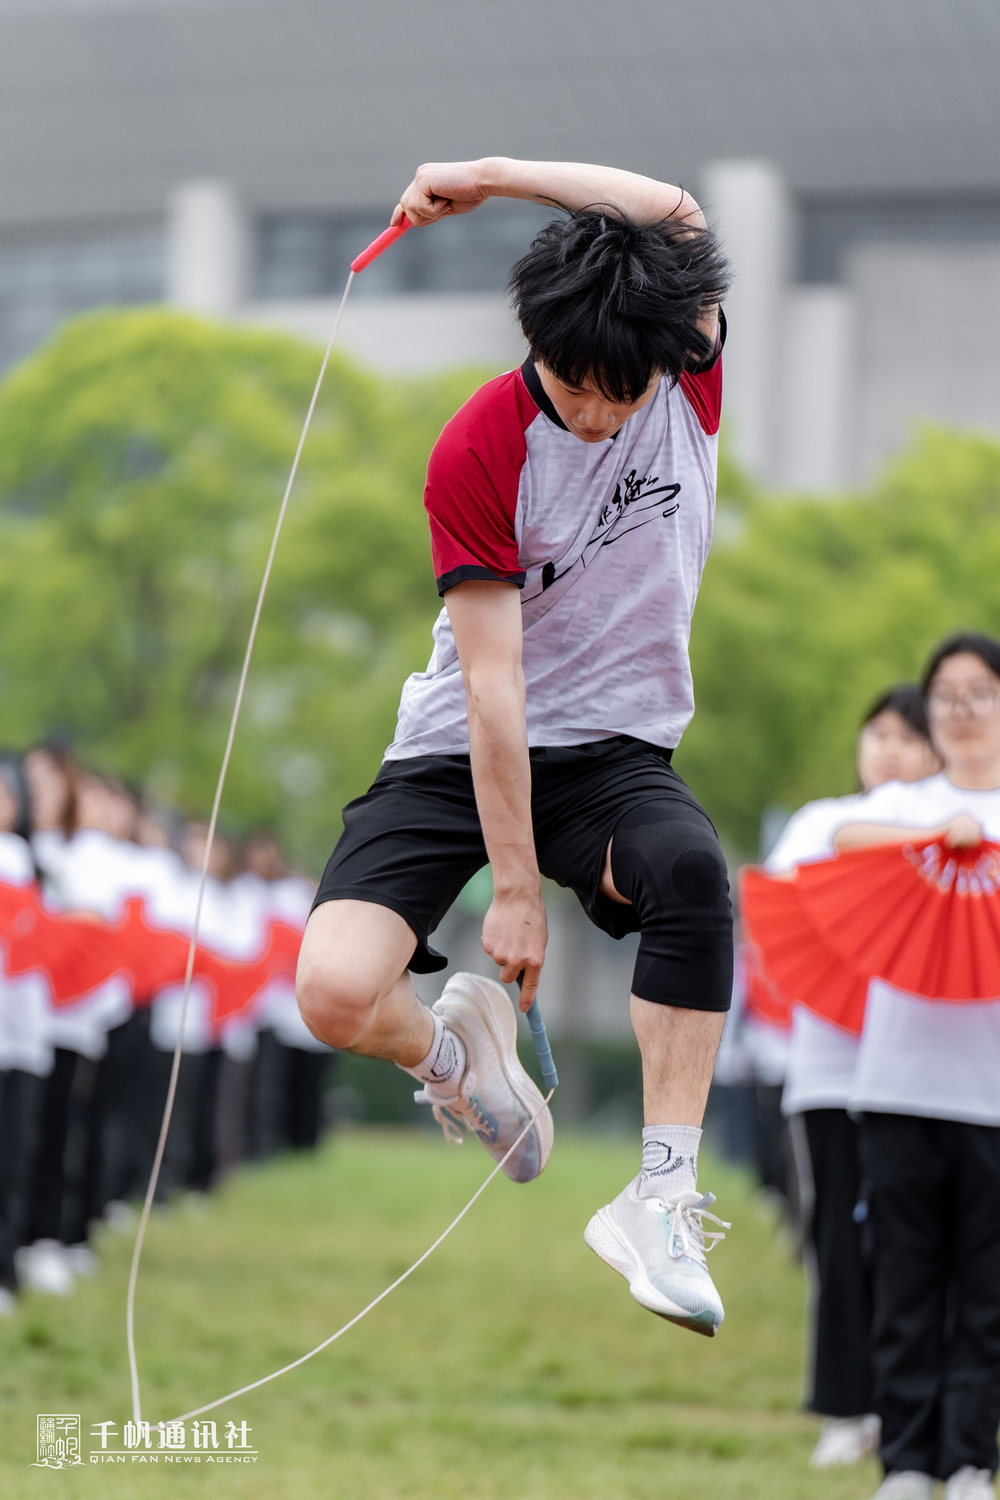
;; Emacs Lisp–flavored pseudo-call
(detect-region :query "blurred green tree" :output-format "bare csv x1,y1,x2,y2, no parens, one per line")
0,308,484,869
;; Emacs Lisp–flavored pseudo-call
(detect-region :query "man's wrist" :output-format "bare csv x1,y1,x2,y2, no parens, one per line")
475,156,515,199
490,860,542,901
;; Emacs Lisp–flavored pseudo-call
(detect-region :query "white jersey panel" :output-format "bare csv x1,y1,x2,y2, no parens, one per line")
388,377,717,758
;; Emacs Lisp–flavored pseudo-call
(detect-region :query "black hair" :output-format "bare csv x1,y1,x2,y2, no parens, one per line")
27,740,79,837
920,632,1000,695
508,206,731,404
0,751,32,841
860,682,931,740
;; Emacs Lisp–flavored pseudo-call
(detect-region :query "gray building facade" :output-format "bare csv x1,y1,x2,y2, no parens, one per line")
1,0,998,486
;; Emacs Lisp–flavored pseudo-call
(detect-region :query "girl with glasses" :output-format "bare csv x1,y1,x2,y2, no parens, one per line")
833,633,1000,1500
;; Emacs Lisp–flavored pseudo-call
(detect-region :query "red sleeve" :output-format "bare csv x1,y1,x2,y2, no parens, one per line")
678,358,723,436
424,370,538,596
678,309,726,436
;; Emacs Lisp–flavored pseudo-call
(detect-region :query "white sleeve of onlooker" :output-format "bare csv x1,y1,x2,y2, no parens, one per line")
764,798,857,873
845,778,927,827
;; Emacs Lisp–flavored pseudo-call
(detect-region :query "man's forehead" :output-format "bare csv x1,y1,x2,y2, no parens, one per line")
547,367,660,401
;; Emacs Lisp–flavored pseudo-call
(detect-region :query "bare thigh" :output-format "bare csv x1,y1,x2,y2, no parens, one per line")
602,835,629,902
296,900,432,1062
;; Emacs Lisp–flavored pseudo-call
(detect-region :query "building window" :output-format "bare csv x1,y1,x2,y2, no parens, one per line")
255,200,553,300
0,226,165,373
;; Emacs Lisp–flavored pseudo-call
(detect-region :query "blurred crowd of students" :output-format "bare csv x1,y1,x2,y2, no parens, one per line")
0,745,331,1312
725,633,1000,1500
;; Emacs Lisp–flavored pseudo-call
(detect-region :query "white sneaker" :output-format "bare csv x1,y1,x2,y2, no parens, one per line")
64,1243,98,1277
584,1175,728,1336
870,1473,936,1500
104,1200,135,1232
945,1468,996,1500
811,1414,882,1467
15,1239,74,1296
414,973,553,1184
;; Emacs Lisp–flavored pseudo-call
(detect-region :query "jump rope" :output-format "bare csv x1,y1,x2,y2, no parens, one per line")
124,214,559,1429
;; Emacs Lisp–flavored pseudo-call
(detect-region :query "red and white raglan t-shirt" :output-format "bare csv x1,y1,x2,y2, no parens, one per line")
386,342,724,759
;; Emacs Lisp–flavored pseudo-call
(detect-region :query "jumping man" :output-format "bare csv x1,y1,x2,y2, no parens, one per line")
297,158,734,1336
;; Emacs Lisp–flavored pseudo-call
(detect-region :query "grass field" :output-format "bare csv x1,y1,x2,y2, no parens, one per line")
0,1128,883,1499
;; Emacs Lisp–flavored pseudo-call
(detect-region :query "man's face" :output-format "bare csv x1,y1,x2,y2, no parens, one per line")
533,361,662,443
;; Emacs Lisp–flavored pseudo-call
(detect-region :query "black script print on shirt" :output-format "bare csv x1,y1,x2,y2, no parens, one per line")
538,471,681,592
585,470,681,556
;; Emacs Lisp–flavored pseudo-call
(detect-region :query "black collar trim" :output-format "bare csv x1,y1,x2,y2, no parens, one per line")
520,356,569,432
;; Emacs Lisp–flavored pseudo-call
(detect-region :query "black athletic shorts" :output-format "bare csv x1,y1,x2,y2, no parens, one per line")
314,735,733,1010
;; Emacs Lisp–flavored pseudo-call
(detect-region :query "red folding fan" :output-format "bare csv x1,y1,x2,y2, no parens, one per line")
200,919,301,1036
2,878,305,1035
739,866,870,1035
112,896,190,1002
110,899,302,1035
797,838,1000,1002
0,879,126,1006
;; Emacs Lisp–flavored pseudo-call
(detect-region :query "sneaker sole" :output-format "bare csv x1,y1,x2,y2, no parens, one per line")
434,974,554,1183
583,1204,721,1337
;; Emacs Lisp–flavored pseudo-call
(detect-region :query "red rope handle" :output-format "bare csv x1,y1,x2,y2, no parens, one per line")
351,215,412,272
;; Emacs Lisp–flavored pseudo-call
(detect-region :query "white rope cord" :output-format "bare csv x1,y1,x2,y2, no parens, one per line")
161,1087,555,1427
126,270,356,1426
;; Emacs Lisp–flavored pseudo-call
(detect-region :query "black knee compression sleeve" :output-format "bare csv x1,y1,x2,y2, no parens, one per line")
609,803,733,1011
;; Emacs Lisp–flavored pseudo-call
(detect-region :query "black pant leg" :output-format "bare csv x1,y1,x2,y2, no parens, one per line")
79,1015,140,1227
938,1121,1000,1479
0,1071,46,1288
27,1049,81,1243
755,1083,787,1197
132,1038,201,1204
860,1113,951,1477
286,1050,334,1150
246,1031,291,1159
58,1054,99,1245
186,1049,222,1192
213,1054,253,1181
158,1052,209,1200
804,1108,874,1417
0,1071,13,1289
101,1011,157,1205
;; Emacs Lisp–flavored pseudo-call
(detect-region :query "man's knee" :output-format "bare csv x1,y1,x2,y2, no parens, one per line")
295,925,382,1049
295,962,377,1050
610,805,730,921
295,898,416,1048
609,803,733,1011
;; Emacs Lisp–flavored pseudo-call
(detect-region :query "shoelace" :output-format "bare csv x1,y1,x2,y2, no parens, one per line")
645,1190,730,1262
413,1071,491,1145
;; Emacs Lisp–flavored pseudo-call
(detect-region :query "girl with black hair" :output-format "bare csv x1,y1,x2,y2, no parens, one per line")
834,634,1000,1500
764,686,940,1469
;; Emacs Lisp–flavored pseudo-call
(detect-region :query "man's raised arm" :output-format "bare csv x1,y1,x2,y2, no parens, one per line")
395,159,716,348
445,579,547,1010
396,157,705,232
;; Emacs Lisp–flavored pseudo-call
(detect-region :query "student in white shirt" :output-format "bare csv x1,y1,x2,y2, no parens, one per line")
0,752,51,1307
835,634,1000,1500
236,833,329,1159
767,684,940,1469
22,768,135,1282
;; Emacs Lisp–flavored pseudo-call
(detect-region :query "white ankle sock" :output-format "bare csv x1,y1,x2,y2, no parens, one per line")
640,1124,702,1197
402,1012,466,1092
